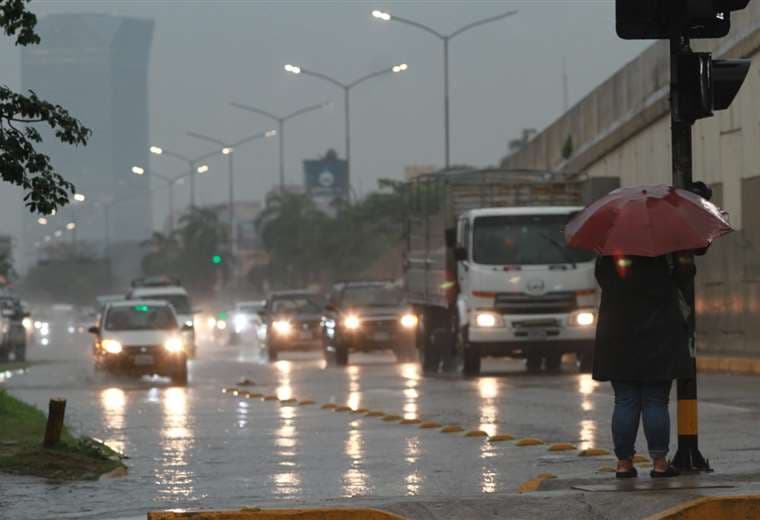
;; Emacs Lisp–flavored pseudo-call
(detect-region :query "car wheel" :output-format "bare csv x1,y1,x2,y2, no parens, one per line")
545,353,562,373
526,354,543,373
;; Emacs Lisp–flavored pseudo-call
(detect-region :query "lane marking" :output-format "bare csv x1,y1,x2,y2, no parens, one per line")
263,395,279,401
440,425,464,434
418,421,441,429
321,403,337,410
515,438,544,447
547,443,576,452
488,434,515,442
298,400,316,406
382,415,403,422
366,410,385,417
334,405,352,412
518,473,557,493
578,448,610,457
400,418,422,425
352,408,369,414
465,430,489,437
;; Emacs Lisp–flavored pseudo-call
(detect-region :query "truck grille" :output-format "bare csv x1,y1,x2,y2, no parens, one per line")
495,292,577,314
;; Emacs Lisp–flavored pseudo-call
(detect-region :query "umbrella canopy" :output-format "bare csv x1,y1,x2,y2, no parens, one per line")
565,184,733,257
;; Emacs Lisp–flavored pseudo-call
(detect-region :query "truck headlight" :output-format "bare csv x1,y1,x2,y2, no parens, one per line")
400,313,418,329
474,311,504,328
272,320,292,335
102,339,123,354
343,314,361,330
164,337,184,353
572,311,596,327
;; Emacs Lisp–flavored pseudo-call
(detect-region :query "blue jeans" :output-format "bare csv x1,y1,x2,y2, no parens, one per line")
611,380,673,460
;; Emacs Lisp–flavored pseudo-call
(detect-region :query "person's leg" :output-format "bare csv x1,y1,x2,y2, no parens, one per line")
611,381,642,471
641,380,674,472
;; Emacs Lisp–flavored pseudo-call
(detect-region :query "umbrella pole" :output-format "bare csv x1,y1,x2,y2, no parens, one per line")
669,34,711,473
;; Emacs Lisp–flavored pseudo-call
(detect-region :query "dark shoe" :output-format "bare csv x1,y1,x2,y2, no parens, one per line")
650,466,680,478
615,467,638,479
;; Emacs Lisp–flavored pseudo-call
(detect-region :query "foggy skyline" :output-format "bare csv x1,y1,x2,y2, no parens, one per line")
0,1,648,260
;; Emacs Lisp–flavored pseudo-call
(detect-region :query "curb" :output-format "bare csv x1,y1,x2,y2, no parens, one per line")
645,496,760,519
697,355,760,376
148,508,408,519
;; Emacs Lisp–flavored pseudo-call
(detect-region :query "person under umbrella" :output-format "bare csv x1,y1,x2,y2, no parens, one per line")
566,182,732,479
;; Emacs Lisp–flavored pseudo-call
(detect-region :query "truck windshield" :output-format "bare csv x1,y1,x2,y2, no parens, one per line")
472,214,594,266
341,286,402,307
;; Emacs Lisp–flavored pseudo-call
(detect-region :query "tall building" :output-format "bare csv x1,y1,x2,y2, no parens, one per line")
21,13,154,250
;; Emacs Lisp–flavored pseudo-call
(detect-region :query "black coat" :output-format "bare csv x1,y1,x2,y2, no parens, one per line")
592,255,694,382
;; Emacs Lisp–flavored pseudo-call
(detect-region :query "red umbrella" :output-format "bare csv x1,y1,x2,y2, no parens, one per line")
565,184,733,257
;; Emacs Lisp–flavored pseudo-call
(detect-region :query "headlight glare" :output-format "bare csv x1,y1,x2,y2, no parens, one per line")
474,312,502,328
102,339,123,354
164,337,184,353
343,314,361,330
573,311,596,327
400,313,418,329
272,319,292,335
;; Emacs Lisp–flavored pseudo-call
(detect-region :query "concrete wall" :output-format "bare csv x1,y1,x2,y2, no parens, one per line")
502,7,760,356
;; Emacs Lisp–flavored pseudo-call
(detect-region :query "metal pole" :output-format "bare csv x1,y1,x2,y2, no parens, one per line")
669,34,710,473
104,204,112,291
443,37,450,170
344,86,351,186
168,182,175,234
279,119,285,190
189,162,196,209
228,151,237,279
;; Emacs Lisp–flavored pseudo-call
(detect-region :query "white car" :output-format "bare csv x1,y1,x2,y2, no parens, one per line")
89,300,189,384
127,278,197,357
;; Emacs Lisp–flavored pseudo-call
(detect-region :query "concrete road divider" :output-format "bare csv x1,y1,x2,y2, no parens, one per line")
517,473,557,493
515,438,544,447
488,434,515,442
578,448,610,457
148,508,409,519
646,496,760,519
547,443,576,452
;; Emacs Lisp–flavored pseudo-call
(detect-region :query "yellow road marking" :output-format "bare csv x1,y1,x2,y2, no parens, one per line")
382,415,403,422
578,448,610,457
488,434,515,442
440,425,464,433
518,473,556,493
515,438,544,447
418,421,441,429
465,430,488,437
547,443,576,452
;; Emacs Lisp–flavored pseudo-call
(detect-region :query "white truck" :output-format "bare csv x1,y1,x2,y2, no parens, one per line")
404,168,618,375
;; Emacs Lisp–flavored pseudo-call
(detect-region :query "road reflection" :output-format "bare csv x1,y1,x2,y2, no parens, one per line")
99,387,126,454
347,365,361,410
400,363,419,420
272,360,302,497
578,374,599,450
155,387,194,499
342,426,369,496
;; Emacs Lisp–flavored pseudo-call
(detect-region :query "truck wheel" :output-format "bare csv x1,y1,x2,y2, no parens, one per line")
545,353,562,373
526,354,543,373
13,346,26,362
456,326,480,376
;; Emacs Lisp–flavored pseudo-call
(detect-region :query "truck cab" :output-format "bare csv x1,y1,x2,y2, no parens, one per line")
454,206,597,374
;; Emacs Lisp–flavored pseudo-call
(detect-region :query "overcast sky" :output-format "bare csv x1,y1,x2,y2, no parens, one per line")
0,0,648,249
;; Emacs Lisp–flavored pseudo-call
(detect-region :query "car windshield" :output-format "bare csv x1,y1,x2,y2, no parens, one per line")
145,294,191,314
105,305,177,331
341,286,402,307
271,295,324,314
239,304,263,314
472,214,595,266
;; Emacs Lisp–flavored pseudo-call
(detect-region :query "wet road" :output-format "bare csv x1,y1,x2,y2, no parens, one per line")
2,331,760,519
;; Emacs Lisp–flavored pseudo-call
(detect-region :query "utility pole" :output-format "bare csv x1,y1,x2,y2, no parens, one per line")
562,57,569,112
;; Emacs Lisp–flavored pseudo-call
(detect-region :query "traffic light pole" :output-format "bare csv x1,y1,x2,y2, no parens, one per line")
669,34,711,473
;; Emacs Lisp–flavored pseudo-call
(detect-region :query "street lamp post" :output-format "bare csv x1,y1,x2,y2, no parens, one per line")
228,101,330,190
372,9,517,169
148,145,216,208
131,166,188,233
185,129,277,276
283,63,408,187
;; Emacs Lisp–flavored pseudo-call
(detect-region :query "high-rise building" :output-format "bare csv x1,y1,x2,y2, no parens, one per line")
21,13,154,250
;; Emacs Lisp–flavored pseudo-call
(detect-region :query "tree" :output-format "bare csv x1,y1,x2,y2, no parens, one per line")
0,0,91,214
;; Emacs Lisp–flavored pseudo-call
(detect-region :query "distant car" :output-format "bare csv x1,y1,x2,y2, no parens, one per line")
0,296,27,362
322,281,418,366
127,276,197,357
88,300,190,385
229,300,265,345
261,291,325,362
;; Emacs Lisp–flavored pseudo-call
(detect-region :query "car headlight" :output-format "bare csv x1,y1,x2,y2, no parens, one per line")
474,311,504,328
184,320,194,328
102,339,123,354
33,320,42,329
343,314,361,330
400,313,418,329
164,337,184,353
207,317,217,329
234,314,248,332
22,318,32,330
272,320,292,335
572,310,596,327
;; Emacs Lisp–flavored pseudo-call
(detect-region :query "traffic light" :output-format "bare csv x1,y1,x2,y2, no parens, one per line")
674,52,750,121
616,0,751,40
211,255,222,265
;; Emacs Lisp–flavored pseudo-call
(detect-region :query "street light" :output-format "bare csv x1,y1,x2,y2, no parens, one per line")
284,63,408,187
148,145,218,208
185,128,277,275
66,222,76,230
228,101,330,190
37,217,48,225
73,193,86,202
131,166,188,233
372,8,517,169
